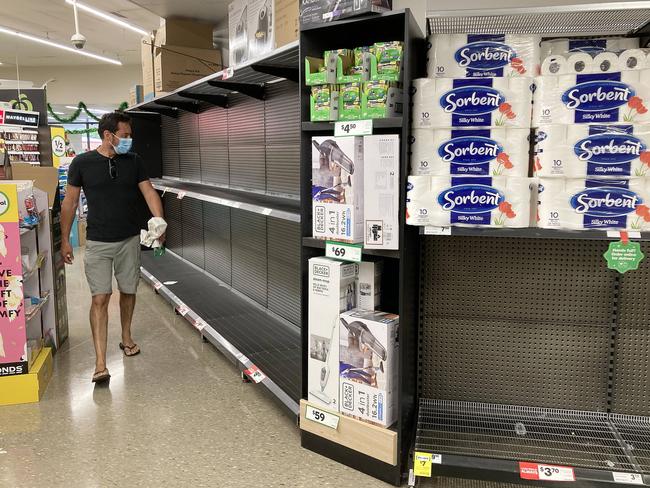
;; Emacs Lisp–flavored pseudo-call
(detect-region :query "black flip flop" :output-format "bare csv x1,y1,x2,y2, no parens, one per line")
119,343,141,357
92,369,111,383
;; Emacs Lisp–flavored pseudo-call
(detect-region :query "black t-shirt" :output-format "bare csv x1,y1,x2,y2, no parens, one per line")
68,150,149,242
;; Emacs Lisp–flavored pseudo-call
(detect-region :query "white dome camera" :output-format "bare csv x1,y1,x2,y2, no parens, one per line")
71,33,86,49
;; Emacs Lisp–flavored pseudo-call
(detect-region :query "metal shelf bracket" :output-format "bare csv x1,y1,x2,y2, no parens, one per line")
154,99,201,114
207,79,266,100
251,63,299,83
177,91,229,108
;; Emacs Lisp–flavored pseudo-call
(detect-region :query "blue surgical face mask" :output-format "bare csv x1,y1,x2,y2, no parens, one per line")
112,134,132,155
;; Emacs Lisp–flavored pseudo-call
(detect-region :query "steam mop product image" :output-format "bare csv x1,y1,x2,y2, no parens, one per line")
248,0,274,59
363,134,400,250
412,77,534,129
411,127,530,177
308,257,358,410
339,82,362,120
228,0,249,66
357,261,382,311
537,177,650,230
532,71,650,126
406,175,534,228
299,0,392,27
339,309,398,427
310,85,339,121
427,34,541,78
361,81,402,119
541,37,639,58
535,124,650,178
312,136,364,242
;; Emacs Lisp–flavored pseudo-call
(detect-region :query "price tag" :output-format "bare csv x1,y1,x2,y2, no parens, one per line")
177,191,186,200
262,208,272,216
305,404,340,430
607,231,641,239
243,365,265,383
613,473,644,485
194,319,207,332
325,241,362,262
334,119,373,137
223,67,234,79
520,462,575,481
177,304,189,316
153,282,163,291
424,226,452,236
413,452,442,477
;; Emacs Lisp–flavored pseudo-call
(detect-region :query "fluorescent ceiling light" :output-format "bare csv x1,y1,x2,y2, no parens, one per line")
65,0,149,37
0,26,122,65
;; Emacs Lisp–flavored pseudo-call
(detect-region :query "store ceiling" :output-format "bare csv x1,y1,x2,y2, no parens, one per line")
131,0,229,23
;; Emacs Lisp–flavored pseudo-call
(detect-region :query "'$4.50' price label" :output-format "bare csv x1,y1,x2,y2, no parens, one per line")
334,119,372,137
520,462,575,481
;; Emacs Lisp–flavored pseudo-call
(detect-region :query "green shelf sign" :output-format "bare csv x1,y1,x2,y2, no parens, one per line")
604,241,645,274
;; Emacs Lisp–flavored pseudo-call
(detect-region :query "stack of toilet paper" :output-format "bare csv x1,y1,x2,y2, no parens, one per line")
411,128,531,177
537,177,650,230
427,34,541,78
406,175,534,228
541,37,639,58
541,49,650,76
532,71,650,126
535,124,650,178
413,77,534,129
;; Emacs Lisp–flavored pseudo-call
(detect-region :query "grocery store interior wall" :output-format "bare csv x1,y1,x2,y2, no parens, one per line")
0,64,141,106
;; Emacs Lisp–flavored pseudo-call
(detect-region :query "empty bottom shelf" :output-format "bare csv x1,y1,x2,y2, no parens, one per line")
416,399,650,484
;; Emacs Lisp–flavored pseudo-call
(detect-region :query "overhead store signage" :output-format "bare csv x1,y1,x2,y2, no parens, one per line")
334,119,372,137
0,109,39,128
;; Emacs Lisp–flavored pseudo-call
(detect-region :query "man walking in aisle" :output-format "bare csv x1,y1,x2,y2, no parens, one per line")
60,111,164,383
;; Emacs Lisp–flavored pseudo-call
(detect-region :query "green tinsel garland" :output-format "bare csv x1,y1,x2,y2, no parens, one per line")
65,128,99,135
47,101,128,123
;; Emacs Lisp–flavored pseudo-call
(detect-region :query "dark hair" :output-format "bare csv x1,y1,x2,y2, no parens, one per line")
98,111,131,140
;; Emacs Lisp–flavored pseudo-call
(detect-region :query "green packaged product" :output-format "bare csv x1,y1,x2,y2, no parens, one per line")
310,85,339,121
371,41,403,81
354,46,372,66
362,81,403,119
339,82,362,121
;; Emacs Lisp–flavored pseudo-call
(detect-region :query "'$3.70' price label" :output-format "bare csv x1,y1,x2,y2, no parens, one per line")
520,462,575,481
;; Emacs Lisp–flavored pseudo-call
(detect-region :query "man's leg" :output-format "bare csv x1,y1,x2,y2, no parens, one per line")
119,292,136,347
90,293,111,373
114,236,141,354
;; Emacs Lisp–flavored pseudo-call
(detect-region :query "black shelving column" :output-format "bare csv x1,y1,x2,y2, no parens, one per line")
298,10,425,486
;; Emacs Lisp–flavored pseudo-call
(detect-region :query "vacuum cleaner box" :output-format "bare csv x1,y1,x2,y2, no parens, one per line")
308,257,358,411
364,134,400,250
229,0,250,66
357,261,382,310
248,0,274,60
312,136,364,242
339,309,399,427
300,0,392,27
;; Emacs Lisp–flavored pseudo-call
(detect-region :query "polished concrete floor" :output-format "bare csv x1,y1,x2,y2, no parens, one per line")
0,250,393,487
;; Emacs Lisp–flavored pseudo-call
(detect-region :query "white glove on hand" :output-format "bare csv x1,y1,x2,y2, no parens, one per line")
140,217,168,248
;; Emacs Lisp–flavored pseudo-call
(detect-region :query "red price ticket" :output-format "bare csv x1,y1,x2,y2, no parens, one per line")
520,462,575,481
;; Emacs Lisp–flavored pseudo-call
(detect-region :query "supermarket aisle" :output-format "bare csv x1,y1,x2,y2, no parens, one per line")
0,249,388,487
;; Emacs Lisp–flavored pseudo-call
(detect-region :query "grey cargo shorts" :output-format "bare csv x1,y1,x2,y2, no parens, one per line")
84,235,141,296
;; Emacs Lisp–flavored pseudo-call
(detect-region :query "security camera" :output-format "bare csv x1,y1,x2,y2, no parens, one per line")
71,33,86,49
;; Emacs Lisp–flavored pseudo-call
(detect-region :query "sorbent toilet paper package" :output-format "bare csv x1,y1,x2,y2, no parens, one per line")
413,77,534,129
427,34,541,78
541,49,650,76
406,175,534,227
541,37,639,58
537,177,650,230
411,127,531,177
532,71,650,126
535,124,650,178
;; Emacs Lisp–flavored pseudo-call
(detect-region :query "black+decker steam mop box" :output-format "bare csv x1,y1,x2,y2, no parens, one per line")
312,136,364,242
339,309,398,427
308,257,358,411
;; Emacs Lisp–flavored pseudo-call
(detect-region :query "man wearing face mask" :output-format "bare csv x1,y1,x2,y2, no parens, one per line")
60,111,164,383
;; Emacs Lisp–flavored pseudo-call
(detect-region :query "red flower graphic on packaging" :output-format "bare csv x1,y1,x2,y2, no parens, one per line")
510,57,526,75
496,103,516,126
636,151,650,176
625,96,648,122
495,201,516,225
493,153,514,175
632,204,650,229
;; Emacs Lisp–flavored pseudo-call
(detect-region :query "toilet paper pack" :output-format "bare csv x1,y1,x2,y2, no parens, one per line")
541,49,650,76
406,175,533,227
427,34,541,78
533,71,650,126
413,77,534,129
535,124,650,178
411,128,531,177
538,178,650,230
541,37,639,58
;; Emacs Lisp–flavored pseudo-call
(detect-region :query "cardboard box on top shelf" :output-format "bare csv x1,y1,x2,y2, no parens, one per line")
274,0,298,49
154,45,222,93
155,18,215,49
248,0,274,59
300,0,391,27
229,0,250,67
129,85,144,107
141,35,155,101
